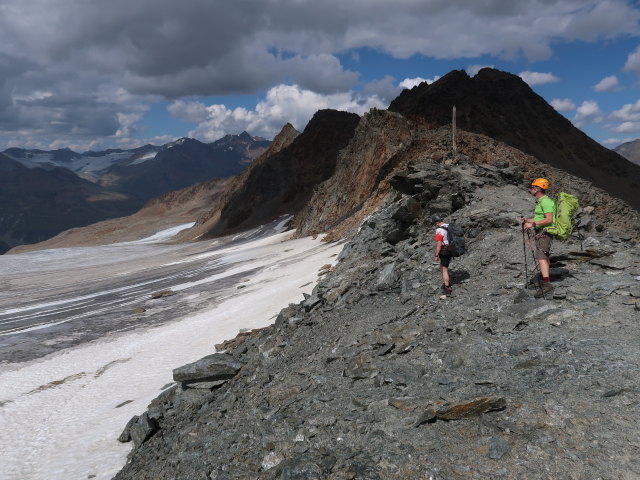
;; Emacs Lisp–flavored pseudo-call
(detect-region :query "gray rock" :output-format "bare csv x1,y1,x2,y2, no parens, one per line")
117,415,139,443
172,353,243,384
590,251,635,270
488,437,511,459
129,413,158,448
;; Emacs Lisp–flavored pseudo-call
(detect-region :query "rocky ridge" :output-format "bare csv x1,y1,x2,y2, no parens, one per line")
389,68,640,211
114,150,640,479
294,110,640,242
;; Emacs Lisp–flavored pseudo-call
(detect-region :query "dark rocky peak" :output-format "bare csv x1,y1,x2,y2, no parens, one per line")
3,147,29,158
211,131,271,159
238,130,252,141
269,123,299,149
200,109,360,237
389,68,640,211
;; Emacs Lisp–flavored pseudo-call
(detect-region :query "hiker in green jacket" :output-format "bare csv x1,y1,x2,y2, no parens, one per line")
520,178,556,298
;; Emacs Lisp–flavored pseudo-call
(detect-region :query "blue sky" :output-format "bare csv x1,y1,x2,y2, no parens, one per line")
1,0,639,152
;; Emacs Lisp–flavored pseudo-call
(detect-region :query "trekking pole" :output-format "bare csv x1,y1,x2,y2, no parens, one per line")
526,228,547,299
521,223,529,288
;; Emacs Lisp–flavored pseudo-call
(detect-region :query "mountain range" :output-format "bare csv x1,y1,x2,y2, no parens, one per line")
5,67,640,478
0,132,269,251
10,68,640,257
102,68,640,480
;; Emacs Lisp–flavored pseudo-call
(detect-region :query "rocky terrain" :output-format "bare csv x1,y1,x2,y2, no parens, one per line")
7,67,640,478
389,68,640,211
114,147,640,479
197,110,360,239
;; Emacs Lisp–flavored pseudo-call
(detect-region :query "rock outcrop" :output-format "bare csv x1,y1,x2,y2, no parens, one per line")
389,68,640,211
195,109,360,239
114,151,640,479
293,117,640,242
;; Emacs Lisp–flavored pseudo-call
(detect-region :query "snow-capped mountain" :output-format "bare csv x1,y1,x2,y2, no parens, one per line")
0,133,270,249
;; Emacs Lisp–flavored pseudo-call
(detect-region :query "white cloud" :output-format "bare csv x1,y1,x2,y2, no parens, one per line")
519,71,560,86
612,121,640,133
610,100,640,122
593,75,620,92
398,76,439,89
601,138,629,146
167,101,210,123
623,45,640,75
361,76,401,103
573,100,604,127
551,98,576,111
466,64,494,76
602,137,633,145
171,84,386,142
1,0,640,147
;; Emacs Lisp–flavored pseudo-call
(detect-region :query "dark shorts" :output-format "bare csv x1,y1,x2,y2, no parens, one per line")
440,254,452,268
534,232,552,261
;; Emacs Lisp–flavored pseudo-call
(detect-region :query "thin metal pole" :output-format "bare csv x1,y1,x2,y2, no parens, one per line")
452,105,457,155
522,223,528,289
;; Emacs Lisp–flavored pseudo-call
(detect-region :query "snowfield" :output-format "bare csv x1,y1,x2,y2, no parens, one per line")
0,223,343,480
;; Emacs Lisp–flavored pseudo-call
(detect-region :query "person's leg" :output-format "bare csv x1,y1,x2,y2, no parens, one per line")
534,235,552,282
538,258,550,280
534,235,553,297
439,255,452,294
441,266,450,287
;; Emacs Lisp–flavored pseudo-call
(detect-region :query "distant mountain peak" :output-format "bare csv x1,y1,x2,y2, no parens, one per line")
613,138,640,167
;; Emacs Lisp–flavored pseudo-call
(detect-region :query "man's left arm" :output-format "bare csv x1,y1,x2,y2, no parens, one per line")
535,212,553,228
434,240,443,261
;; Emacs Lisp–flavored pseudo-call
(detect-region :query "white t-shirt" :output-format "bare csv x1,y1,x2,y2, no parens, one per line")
435,224,449,246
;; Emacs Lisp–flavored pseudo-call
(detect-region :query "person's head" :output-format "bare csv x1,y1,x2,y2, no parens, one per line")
529,178,549,197
431,214,443,226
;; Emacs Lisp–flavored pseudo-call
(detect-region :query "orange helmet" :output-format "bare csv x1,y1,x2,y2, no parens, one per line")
530,178,549,190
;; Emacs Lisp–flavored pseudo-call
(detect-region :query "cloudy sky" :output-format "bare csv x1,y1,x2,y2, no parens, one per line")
1,0,640,152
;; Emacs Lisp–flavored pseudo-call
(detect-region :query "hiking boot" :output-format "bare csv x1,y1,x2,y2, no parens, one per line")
527,275,541,287
441,284,452,295
534,281,554,298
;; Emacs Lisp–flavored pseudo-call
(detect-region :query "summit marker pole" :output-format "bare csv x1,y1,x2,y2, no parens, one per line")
452,105,457,155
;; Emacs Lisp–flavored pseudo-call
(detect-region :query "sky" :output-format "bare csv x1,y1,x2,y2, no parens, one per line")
1,0,640,152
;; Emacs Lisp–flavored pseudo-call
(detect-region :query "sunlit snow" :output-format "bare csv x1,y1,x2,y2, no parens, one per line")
0,223,343,480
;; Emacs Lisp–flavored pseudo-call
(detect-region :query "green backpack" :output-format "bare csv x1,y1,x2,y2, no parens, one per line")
545,192,579,241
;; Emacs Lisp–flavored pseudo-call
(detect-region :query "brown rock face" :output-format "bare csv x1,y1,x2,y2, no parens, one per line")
201,109,360,238
389,68,640,211
293,109,411,238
